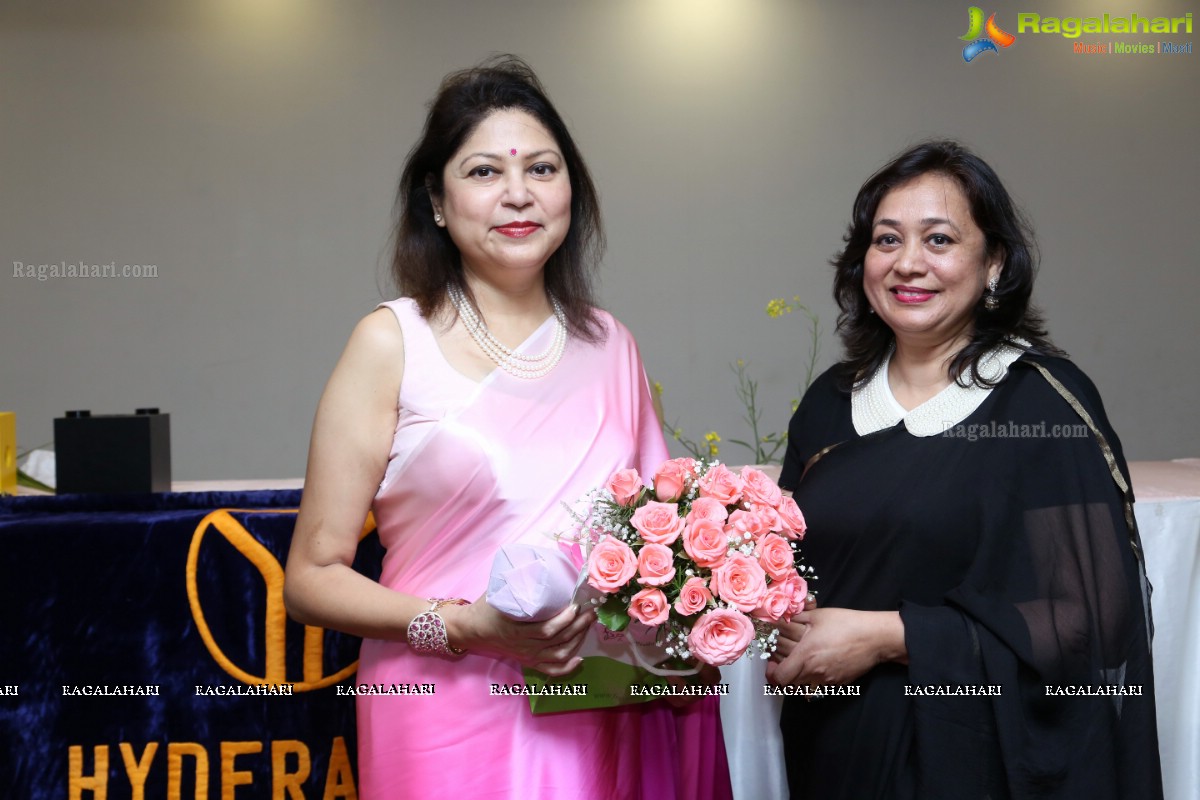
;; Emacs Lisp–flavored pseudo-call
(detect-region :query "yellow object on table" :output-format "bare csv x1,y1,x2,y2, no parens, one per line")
0,412,15,494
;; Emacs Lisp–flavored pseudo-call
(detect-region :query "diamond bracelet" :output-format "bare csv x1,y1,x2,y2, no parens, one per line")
407,597,468,657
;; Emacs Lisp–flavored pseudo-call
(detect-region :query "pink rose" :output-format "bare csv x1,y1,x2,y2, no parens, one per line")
757,505,785,533
755,533,796,581
682,518,730,569
629,587,670,626
674,576,712,616
710,553,768,612
629,501,685,545
740,466,783,508
726,508,774,545
607,468,645,507
687,497,729,525
775,495,807,540
637,542,677,586
687,608,754,666
653,458,694,502
776,574,809,617
751,584,793,622
586,536,637,593
697,464,743,506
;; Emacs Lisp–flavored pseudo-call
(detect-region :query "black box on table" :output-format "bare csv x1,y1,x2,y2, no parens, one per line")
54,409,171,494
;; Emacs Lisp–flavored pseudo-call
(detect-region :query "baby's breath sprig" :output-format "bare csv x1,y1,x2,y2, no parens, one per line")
662,625,693,663
748,626,781,661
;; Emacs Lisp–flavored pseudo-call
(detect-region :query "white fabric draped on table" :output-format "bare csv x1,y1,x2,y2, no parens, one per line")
1132,459,1200,800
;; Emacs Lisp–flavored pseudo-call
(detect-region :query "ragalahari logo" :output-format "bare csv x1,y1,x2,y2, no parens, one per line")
960,7,1016,61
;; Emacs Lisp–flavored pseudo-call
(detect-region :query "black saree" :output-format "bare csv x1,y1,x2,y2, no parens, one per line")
776,356,1162,800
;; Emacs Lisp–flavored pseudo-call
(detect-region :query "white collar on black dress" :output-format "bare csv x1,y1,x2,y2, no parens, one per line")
851,339,1029,437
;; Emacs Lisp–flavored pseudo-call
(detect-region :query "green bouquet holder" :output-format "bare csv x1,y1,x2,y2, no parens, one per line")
522,656,669,714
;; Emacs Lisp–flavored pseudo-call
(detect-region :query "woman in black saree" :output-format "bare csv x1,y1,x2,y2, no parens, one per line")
769,140,1162,799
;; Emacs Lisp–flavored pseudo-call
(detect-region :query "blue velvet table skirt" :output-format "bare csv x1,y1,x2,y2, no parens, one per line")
0,489,383,798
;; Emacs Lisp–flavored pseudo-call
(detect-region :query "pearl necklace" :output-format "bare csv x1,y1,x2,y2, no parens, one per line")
447,284,567,379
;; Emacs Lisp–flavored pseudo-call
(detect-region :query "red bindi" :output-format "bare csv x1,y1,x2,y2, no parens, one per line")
510,148,517,156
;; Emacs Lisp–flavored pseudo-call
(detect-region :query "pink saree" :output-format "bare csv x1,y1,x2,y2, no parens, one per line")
356,298,731,799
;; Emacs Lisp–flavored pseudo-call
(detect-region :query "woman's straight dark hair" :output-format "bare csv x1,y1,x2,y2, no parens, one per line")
390,55,605,342
832,139,1064,388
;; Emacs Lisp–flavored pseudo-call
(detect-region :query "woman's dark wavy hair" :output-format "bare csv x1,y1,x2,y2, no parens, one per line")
832,139,1064,389
390,55,605,342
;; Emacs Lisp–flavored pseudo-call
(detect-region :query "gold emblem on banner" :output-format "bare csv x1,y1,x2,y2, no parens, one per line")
185,509,375,692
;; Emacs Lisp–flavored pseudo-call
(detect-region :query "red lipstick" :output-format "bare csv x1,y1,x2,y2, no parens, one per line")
495,221,541,238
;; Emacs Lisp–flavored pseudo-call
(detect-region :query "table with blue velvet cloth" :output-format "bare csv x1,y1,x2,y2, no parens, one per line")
0,489,382,799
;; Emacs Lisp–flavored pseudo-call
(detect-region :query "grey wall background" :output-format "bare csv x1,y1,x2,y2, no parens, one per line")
2,0,1197,479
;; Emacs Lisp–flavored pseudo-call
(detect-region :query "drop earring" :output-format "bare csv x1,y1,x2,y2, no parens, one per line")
984,276,1000,311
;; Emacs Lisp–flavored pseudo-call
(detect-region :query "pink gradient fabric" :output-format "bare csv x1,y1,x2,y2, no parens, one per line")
357,298,731,799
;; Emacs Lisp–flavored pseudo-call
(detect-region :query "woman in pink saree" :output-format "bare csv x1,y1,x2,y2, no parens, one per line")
284,56,731,799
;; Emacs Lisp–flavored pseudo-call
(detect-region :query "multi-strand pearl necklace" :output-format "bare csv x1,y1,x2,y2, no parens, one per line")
447,284,567,379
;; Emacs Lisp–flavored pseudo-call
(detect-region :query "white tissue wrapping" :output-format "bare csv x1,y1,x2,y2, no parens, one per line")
485,542,692,678
485,543,580,622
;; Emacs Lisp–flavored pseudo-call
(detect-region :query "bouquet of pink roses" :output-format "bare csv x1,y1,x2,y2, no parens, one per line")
573,459,813,668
